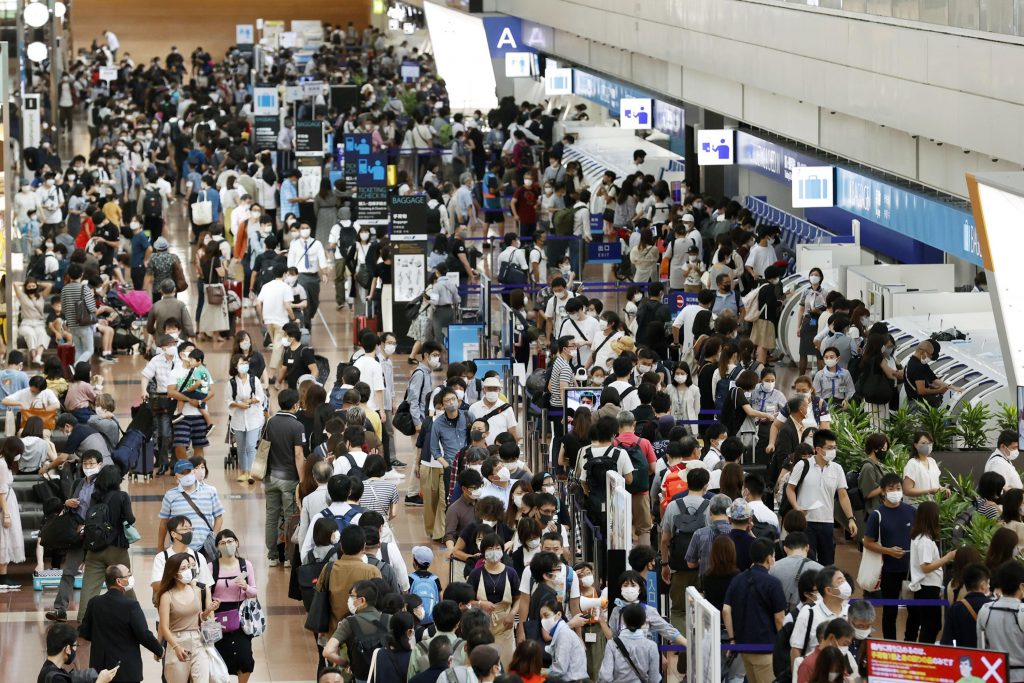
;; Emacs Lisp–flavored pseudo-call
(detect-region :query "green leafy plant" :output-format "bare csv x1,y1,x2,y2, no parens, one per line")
399,89,419,116
995,401,1019,433
879,444,910,478
962,514,1001,552
944,472,978,504
956,401,993,451
885,404,918,450
832,401,871,473
913,402,957,451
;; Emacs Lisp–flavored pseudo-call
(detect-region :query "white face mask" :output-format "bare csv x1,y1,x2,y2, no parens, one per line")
825,358,839,369
835,581,852,600
1007,448,1020,461
580,574,595,588
886,491,903,505
543,485,556,495
83,465,101,478
854,627,872,640
455,389,465,402
809,275,822,285
286,276,298,286
632,293,643,303
359,231,370,241
178,568,194,584
485,549,503,563
598,319,608,331
122,575,135,591
524,179,534,188
299,228,311,238
348,597,358,614
526,538,541,550
413,606,426,620
383,343,397,355
540,615,559,632
763,381,775,392
330,530,341,545
637,364,652,374
179,473,197,488
513,494,524,507
621,585,641,602
917,443,933,456
497,467,510,482
823,449,837,462
484,391,499,403
828,674,839,682
675,374,688,384
429,356,441,369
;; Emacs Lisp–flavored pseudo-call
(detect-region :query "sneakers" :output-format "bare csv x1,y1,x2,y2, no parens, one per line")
390,458,406,468
405,494,424,506
45,608,67,621
283,560,292,568
171,413,186,425
0,576,19,590
236,473,249,482
267,559,279,568
100,354,116,363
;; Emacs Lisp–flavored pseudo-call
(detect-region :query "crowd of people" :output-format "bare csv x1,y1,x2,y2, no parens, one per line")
3,16,1024,683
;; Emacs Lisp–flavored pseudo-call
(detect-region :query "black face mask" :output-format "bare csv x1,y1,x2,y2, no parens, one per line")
877,448,889,462
174,530,193,546
470,430,485,442
539,514,553,525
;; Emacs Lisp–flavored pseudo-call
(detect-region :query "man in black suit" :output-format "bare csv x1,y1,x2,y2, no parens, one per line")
769,395,808,485
78,565,163,683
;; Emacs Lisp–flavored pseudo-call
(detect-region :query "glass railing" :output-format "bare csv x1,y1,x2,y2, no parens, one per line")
775,0,1024,37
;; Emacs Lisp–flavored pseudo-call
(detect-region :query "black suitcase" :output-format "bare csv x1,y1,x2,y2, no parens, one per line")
131,435,156,481
225,430,238,469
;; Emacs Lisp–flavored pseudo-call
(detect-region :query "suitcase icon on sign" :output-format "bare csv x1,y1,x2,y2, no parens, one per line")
801,175,828,200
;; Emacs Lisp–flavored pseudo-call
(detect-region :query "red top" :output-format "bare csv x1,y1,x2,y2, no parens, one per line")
511,186,539,224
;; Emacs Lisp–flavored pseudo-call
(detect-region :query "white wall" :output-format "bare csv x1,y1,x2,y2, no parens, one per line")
495,0,1024,199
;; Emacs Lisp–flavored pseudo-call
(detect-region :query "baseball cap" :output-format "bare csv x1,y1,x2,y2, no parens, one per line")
728,498,752,521
412,546,433,566
681,213,695,223
173,460,194,475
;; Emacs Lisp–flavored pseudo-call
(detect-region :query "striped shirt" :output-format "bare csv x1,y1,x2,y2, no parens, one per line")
547,356,574,407
359,478,400,517
141,354,184,394
158,484,225,551
60,281,96,329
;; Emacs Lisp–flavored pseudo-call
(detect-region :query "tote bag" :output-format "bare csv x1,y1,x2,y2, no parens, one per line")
856,509,883,591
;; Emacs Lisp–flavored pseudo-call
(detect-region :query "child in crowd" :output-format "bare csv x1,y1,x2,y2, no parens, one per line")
408,545,442,625
173,347,215,432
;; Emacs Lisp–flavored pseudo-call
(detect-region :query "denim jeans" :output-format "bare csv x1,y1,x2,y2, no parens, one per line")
234,427,261,472
264,474,298,556
71,325,95,364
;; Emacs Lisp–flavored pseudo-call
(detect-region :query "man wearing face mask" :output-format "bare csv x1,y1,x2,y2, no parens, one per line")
795,617,856,683
79,565,163,682
377,332,400,467
45,451,104,622
789,567,852,662
985,429,1023,492
786,429,856,566
862,473,914,639
127,218,151,290
845,599,875,674
904,340,958,408
424,388,467,541
723,538,787,683
477,456,513,509
39,623,120,683
445,469,485,555
468,377,518,445
287,221,328,326
157,460,224,560
147,280,195,343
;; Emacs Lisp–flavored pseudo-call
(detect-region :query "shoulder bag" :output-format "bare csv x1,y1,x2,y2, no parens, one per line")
613,637,650,683
180,490,218,563
304,558,335,633
172,257,189,293
192,189,214,226
251,419,271,481
205,258,226,306
856,509,884,591
78,284,98,326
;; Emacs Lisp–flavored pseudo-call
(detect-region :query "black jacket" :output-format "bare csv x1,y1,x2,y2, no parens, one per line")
78,588,162,682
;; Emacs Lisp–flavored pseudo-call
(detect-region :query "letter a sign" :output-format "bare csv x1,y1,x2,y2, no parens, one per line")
484,17,530,58
496,27,517,49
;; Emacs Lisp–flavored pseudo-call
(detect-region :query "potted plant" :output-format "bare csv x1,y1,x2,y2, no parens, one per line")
956,402,993,451
996,401,1019,433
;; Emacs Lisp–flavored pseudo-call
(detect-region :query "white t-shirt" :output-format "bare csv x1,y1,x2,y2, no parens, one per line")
609,380,641,412
557,315,600,366
745,243,775,278
984,451,1024,492
353,355,386,411
151,547,212,586
519,563,581,606
903,457,942,501
789,458,848,524
477,481,511,508
577,444,632,482
6,387,60,410
545,294,571,335
256,279,293,327
789,599,849,654
529,246,547,283
909,534,942,590
672,304,704,354
467,400,518,445
749,499,780,530
334,450,368,476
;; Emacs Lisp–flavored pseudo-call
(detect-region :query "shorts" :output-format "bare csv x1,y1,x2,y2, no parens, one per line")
173,414,211,448
484,209,504,224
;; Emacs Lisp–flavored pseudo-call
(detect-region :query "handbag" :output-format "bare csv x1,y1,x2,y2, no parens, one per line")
214,608,242,633
240,597,267,636
856,510,883,591
393,368,426,436
122,520,142,545
191,191,213,225
172,258,189,293
857,362,894,404
204,257,226,306
204,642,231,683
199,585,224,644
180,491,218,563
22,407,57,431
304,558,335,633
77,284,98,326
251,421,271,481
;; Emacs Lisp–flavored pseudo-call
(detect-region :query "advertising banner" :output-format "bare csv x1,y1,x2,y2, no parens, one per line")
23,94,41,149
866,640,1007,683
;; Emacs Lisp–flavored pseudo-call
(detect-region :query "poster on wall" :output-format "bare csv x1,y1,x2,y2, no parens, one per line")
866,640,1007,683
394,252,425,303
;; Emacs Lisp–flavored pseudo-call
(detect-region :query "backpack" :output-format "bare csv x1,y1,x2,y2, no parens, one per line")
752,518,780,542
552,206,582,236
314,355,331,384
846,469,865,511
668,498,710,570
255,260,278,294
344,612,391,679
617,440,651,494
230,375,257,402
82,493,118,551
321,504,364,533
425,202,442,234
742,283,769,323
774,606,813,679
518,143,535,167
581,445,623,518
410,572,440,624
142,187,162,218
714,364,746,413
660,467,688,513
341,453,368,481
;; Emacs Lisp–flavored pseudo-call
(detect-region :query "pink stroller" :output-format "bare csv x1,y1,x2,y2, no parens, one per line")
112,286,153,316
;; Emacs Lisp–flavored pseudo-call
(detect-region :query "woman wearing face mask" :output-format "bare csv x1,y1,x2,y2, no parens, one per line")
371,611,416,683
902,431,946,503
623,285,643,336
601,570,685,645
558,406,592,474
77,465,137,620
345,223,375,316
509,515,542,577
468,533,520,667
796,267,829,375
16,279,52,366
313,178,341,245
156,552,219,683
667,361,701,434
210,530,258,683
857,333,902,431
590,311,623,373
906,502,956,644
227,352,267,484
572,562,605,678
538,182,561,232
197,238,231,341
629,228,660,284
0,437,25,588
231,331,267,383
857,433,890,515
505,479,531,528
806,646,848,683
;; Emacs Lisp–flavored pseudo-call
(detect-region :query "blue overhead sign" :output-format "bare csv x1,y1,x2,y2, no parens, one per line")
483,16,532,57
572,69,651,117
653,100,685,139
835,169,980,266
736,131,819,185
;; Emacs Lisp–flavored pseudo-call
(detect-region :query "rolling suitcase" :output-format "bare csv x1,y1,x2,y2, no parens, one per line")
353,315,377,346
131,434,156,481
225,278,243,319
225,430,238,469
57,344,75,372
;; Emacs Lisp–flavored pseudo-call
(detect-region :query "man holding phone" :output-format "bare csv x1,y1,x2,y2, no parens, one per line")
40,622,120,683
862,473,915,640
79,565,164,683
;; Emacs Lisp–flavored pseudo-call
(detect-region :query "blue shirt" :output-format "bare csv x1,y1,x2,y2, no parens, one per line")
723,565,787,647
130,231,150,268
863,502,915,573
159,484,225,551
428,411,468,462
279,179,299,222
184,149,207,176
712,290,740,316
0,369,29,414
197,187,222,222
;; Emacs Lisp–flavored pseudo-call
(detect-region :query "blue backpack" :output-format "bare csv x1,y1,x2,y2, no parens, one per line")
713,363,746,413
321,505,364,534
410,572,440,624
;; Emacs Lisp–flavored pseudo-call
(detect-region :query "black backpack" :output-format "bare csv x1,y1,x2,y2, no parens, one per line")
314,355,331,384
230,375,257,402
82,493,118,552
425,202,441,234
341,454,368,482
618,441,651,494
775,605,815,679
668,498,710,570
582,445,622,518
142,187,162,218
345,612,391,679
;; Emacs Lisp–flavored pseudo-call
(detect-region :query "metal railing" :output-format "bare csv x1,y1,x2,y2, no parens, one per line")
744,195,836,251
